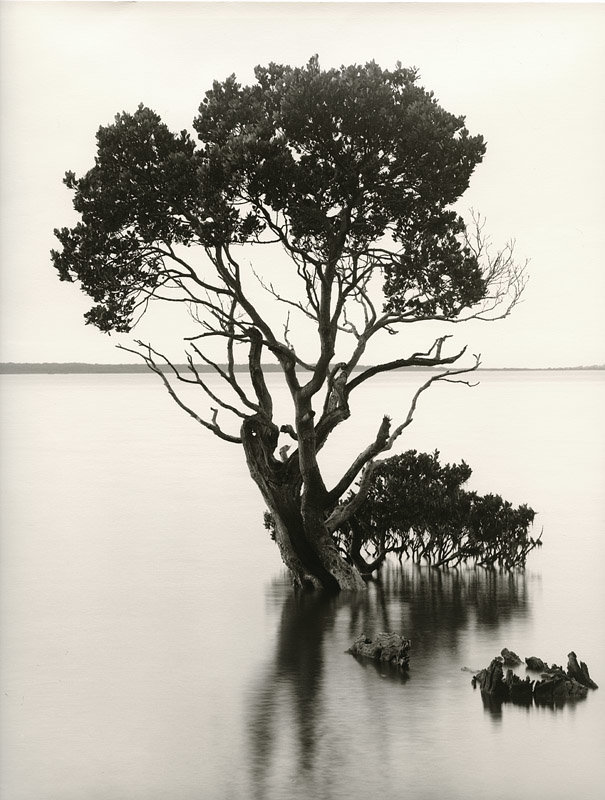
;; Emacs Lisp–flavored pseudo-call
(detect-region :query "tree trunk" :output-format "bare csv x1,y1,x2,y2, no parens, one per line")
348,518,387,576
241,414,366,592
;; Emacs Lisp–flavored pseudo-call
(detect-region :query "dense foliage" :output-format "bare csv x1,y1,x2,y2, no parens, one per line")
52,57,489,334
334,450,540,573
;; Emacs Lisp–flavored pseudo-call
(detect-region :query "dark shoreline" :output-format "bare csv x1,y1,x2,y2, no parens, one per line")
1,363,603,375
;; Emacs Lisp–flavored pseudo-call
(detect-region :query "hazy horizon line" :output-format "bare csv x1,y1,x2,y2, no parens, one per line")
1,362,604,375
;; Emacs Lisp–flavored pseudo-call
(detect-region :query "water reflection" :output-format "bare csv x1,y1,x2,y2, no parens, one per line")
248,590,338,794
248,561,533,794
477,683,587,722
346,561,532,654
481,689,587,720
348,648,411,684
473,663,590,722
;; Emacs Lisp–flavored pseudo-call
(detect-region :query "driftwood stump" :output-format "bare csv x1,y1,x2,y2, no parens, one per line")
472,650,597,707
473,659,508,699
533,667,588,704
504,670,533,703
501,647,522,667
567,651,598,689
348,633,411,670
525,656,547,671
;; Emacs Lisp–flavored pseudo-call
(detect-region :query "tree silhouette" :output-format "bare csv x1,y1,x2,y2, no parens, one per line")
52,57,526,590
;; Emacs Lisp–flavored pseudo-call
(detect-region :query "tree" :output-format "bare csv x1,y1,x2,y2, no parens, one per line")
52,57,527,591
332,450,540,575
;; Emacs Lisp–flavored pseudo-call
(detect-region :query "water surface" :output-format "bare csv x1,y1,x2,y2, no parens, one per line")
1,371,604,799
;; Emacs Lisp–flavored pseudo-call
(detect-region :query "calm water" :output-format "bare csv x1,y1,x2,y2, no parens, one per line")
1,370,604,799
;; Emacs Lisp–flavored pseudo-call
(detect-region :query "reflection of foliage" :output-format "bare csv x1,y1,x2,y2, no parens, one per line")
248,563,532,793
335,450,540,573
346,561,532,649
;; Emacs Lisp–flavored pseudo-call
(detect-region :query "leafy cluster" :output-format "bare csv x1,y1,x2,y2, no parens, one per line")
52,57,491,332
196,59,485,252
337,451,539,571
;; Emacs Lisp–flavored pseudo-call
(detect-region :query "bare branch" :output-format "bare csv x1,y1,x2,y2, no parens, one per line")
250,263,318,323
384,355,482,450
326,415,391,506
185,352,248,419
280,424,298,441
247,328,274,419
324,353,481,507
116,343,242,444
325,461,378,532
189,342,260,414
346,336,465,394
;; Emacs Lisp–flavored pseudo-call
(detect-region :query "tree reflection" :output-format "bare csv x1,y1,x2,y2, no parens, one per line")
347,561,531,655
247,561,532,794
247,588,337,796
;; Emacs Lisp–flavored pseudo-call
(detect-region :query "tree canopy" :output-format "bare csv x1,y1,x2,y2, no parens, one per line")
53,58,517,337
52,57,529,590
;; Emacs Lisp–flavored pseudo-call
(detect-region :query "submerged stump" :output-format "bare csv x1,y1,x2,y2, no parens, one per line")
348,632,411,670
567,651,599,689
533,667,588,704
472,649,597,707
501,647,522,667
504,669,533,703
473,658,508,699
525,656,547,671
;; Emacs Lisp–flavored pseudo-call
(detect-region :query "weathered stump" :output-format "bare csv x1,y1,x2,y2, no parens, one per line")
472,658,508,699
504,669,533,703
567,651,598,689
525,656,547,671
533,667,588,704
348,632,411,670
473,661,532,703
501,648,522,667
472,649,597,708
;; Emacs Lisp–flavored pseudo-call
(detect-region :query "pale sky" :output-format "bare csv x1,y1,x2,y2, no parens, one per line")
1,1,604,368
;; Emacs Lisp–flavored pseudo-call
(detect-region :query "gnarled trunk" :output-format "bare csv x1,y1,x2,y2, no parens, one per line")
241,414,365,592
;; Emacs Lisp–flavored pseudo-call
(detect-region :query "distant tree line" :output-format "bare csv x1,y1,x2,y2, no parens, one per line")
2,363,601,375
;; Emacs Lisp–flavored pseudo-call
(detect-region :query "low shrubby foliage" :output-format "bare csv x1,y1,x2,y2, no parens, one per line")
334,450,539,574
